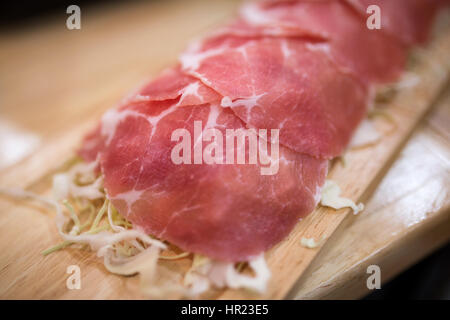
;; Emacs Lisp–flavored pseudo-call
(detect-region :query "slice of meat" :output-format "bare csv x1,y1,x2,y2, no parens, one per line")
127,66,221,107
78,67,221,161
345,0,446,45
78,0,442,264
181,37,368,159
90,101,327,262
235,0,407,84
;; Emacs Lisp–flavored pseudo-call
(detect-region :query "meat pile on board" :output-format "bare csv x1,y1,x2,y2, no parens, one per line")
79,0,447,262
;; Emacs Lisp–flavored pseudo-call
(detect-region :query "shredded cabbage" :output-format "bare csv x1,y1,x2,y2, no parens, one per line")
183,253,271,296
375,72,421,103
1,158,271,298
300,236,326,249
349,119,382,149
320,180,364,215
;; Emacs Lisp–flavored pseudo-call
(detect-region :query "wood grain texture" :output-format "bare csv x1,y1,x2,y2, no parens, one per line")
290,88,450,299
0,0,449,299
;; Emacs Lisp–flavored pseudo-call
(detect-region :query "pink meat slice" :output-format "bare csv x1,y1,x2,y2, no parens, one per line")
90,100,327,262
234,0,407,84
78,67,221,161
345,0,446,45
127,66,221,107
181,37,368,159
78,0,442,263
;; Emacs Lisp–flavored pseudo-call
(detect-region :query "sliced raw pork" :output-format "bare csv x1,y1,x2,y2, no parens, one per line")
234,0,407,83
90,100,327,262
79,67,220,161
345,0,446,45
78,0,442,262
181,37,368,159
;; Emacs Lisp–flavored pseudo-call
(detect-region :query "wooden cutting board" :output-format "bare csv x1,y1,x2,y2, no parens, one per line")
290,87,450,299
0,0,449,299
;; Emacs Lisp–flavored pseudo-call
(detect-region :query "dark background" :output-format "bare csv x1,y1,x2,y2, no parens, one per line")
365,243,450,300
1,0,448,300
0,0,123,29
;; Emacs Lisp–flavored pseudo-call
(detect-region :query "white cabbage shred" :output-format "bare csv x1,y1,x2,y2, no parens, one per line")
1,159,271,298
300,236,326,249
349,119,382,149
192,253,271,295
320,180,364,215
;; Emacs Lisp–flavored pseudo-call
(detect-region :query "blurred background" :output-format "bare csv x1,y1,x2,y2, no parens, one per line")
0,0,448,299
